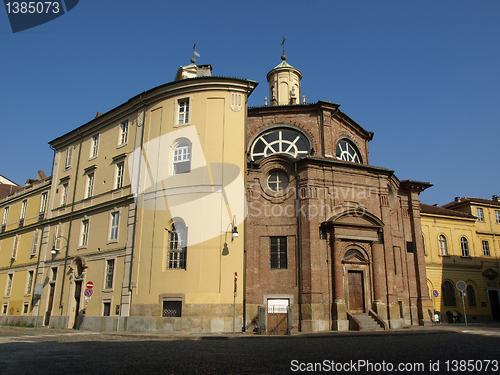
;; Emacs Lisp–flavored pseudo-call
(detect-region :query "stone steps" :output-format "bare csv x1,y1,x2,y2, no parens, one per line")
353,314,384,331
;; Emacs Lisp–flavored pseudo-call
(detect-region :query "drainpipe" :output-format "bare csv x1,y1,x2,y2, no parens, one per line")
294,162,303,332
316,103,325,157
128,96,147,295
59,128,83,311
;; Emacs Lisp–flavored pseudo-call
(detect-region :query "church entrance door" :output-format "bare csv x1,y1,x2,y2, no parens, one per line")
348,271,364,313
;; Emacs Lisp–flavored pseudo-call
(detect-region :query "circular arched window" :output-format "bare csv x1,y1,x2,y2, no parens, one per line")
336,139,362,163
267,171,289,192
250,128,310,162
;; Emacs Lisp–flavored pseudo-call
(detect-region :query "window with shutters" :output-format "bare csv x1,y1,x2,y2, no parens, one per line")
104,259,115,290
64,145,74,170
5,273,13,297
30,230,40,258
25,270,34,295
11,235,19,260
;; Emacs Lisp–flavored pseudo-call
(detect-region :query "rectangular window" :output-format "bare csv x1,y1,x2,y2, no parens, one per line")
172,144,191,174
5,273,13,297
103,301,111,317
30,230,40,257
61,183,69,206
109,212,119,241
270,236,287,269
23,302,29,315
64,145,74,169
477,207,485,222
162,300,182,317
51,267,58,281
85,173,94,199
90,134,99,158
496,210,500,224
80,220,89,248
105,259,115,289
406,241,414,253
2,303,8,315
178,99,190,124
39,192,47,219
53,224,61,251
483,241,490,256
19,200,27,227
168,224,187,270
2,206,9,232
115,162,124,189
11,235,19,260
26,270,34,295
119,121,128,145
393,246,400,275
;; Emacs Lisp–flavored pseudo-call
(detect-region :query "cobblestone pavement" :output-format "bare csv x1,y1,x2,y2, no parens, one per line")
0,324,499,374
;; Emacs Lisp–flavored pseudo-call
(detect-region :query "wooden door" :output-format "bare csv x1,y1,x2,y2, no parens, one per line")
73,280,82,328
348,271,364,312
44,283,55,326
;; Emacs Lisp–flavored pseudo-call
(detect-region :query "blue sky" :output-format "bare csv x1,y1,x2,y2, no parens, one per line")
1,0,498,205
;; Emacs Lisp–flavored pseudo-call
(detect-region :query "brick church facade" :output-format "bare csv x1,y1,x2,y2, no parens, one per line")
245,55,433,332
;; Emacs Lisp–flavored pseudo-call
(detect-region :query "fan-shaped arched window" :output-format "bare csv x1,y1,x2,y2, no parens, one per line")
439,235,448,256
460,237,469,257
336,139,362,163
172,142,191,174
442,281,456,306
249,128,310,162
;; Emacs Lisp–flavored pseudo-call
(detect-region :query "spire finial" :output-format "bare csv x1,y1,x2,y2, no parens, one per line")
191,43,200,64
281,37,287,61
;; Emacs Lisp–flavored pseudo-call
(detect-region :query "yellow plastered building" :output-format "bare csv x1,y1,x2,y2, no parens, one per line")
421,197,500,322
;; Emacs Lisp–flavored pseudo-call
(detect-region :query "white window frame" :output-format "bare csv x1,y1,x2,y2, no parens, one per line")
79,219,89,248
477,207,485,222
90,134,99,159
53,224,62,251
118,121,129,146
85,172,95,199
25,270,34,296
11,234,19,260
39,192,47,215
2,206,9,226
22,301,29,315
114,162,124,189
496,210,500,224
20,200,27,220
30,229,40,258
483,240,490,256
5,273,13,297
460,237,470,257
109,211,119,242
172,142,192,175
61,182,69,206
177,98,190,125
64,145,74,170
167,221,187,270
438,235,448,256
103,258,115,290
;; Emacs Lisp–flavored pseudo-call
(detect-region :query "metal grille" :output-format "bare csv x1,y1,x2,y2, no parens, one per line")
162,301,182,317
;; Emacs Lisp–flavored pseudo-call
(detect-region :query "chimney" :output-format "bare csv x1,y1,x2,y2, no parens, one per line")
454,197,461,203
493,195,500,202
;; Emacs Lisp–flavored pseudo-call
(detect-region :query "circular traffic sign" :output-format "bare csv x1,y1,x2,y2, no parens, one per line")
85,288,93,297
456,281,467,291
432,290,439,298
86,281,94,289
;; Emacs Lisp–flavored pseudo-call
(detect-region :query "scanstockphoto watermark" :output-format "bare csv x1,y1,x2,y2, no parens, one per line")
3,0,80,33
290,359,499,373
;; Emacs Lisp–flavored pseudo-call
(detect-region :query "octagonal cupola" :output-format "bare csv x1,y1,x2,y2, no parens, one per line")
267,54,303,106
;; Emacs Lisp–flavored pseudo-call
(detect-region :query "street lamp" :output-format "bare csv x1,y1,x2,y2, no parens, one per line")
51,235,68,255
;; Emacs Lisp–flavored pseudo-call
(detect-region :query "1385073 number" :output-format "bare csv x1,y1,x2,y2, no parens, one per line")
445,360,499,372
5,2,61,14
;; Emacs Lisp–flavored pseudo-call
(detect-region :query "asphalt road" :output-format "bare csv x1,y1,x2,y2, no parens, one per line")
0,326,499,374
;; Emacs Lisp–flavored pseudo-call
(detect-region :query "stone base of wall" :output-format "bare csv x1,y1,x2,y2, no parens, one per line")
0,315,44,327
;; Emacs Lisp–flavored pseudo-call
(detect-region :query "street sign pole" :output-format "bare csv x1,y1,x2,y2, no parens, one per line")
233,272,237,335
456,281,468,327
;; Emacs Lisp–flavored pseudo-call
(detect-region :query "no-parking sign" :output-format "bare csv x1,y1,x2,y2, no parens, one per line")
432,290,439,298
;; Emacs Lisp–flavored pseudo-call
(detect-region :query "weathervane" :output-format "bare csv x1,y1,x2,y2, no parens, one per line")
281,37,287,61
191,43,200,64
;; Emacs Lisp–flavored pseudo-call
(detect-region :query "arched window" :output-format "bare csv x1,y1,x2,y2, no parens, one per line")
249,128,310,162
442,281,456,306
168,221,187,269
172,142,191,174
336,139,362,163
460,237,469,257
439,235,448,256
466,285,477,307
